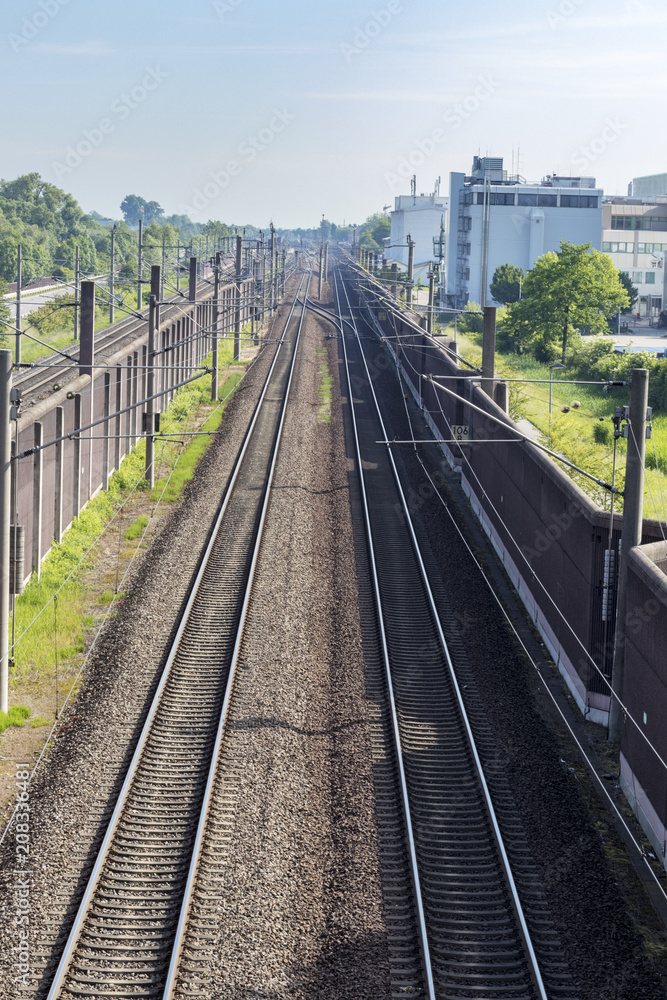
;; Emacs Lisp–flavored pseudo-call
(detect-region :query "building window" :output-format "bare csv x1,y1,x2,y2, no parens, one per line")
633,271,643,283
490,192,515,205
560,195,580,207
579,196,599,208
465,268,470,281
538,194,558,207
463,193,473,206
611,217,633,229
476,193,485,205
650,218,667,231
518,193,538,206
645,271,656,284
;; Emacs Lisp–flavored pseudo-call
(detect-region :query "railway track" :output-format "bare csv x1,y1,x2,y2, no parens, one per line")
14,260,238,401
334,263,578,1000
37,271,309,1000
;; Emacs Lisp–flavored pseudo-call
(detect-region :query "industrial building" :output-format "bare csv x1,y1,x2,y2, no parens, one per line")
446,157,603,309
602,196,667,319
388,180,448,273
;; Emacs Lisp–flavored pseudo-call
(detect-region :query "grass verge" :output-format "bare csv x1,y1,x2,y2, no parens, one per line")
0,706,30,733
448,328,667,519
9,344,250,685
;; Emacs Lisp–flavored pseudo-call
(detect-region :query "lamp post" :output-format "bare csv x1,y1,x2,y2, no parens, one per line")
549,362,566,448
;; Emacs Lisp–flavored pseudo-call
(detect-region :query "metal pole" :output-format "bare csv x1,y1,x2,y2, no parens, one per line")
73,245,80,341
234,236,242,362
188,257,197,303
270,225,276,314
176,241,180,292
391,262,398,298
609,368,649,742
161,239,166,303
318,247,324,300
146,293,157,488
137,218,143,311
15,244,22,366
0,350,12,713
79,282,95,377
109,226,115,325
273,237,279,312
427,267,435,336
212,253,220,401
406,236,415,308
481,306,496,398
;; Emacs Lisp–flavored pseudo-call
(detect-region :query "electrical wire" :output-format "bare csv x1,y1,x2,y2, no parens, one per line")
392,355,667,901
373,297,667,779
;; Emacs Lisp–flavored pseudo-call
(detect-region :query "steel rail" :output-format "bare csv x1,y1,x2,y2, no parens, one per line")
14,269,240,397
333,268,437,1000
335,262,550,1000
162,271,308,999
44,272,309,1000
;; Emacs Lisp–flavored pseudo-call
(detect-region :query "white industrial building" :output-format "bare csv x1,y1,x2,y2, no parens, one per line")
446,157,603,309
628,174,667,200
389,183,448,271
602,197,667,318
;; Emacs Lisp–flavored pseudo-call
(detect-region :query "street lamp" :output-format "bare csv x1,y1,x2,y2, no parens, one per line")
549,362,566,448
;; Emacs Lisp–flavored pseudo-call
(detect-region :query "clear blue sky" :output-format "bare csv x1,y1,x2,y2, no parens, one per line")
3,0,666,228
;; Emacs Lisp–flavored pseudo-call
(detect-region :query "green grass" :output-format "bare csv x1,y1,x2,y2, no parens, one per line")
125,515,148,541
0,706,30,733
446,327,667,520
30,716,51,728
10,342,248,682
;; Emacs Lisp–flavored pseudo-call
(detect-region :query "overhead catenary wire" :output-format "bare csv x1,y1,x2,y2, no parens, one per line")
0,354,256,854
391,353,667,904
383,318,667,780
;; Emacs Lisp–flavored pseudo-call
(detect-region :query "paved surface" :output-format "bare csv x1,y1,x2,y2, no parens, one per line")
610,317,667,352
4,286,71,321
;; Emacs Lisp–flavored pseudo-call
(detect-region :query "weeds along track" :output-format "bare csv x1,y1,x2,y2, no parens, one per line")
37,272,309,1000
335,264,578,1000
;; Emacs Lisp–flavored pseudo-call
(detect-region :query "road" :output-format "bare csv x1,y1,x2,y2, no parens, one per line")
4,285,72,323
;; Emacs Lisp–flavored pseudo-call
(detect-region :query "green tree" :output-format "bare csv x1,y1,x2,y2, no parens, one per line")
120,194,147,226
618,271,638,313
490,263,524,304
358,212,390,250
502,242,629,362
